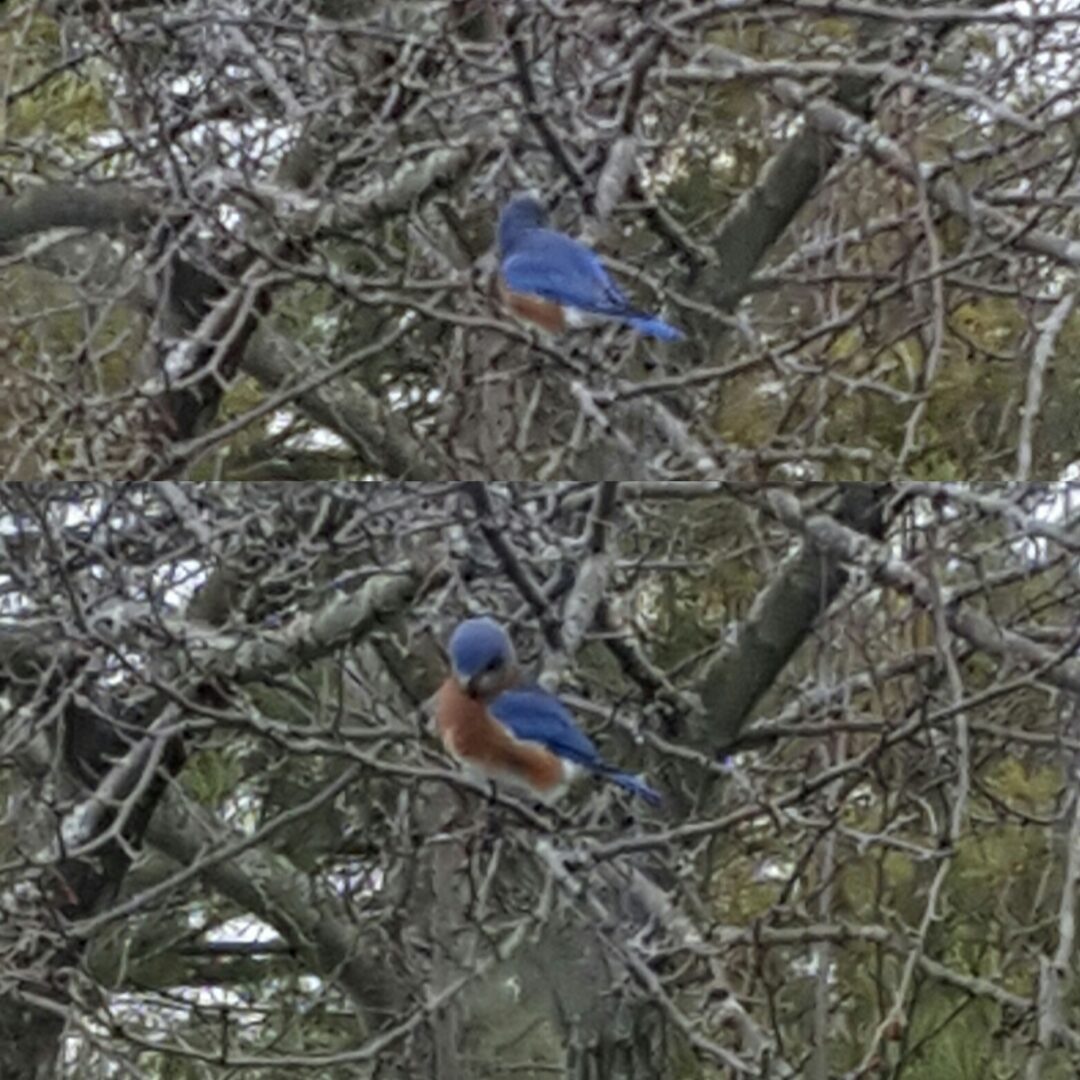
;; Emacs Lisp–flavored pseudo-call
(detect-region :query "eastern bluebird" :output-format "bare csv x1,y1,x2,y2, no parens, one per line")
497,195,684,341
436,616,661,805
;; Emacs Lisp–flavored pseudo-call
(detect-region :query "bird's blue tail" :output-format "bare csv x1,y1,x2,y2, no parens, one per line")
606,770,662,806
626,314,684,341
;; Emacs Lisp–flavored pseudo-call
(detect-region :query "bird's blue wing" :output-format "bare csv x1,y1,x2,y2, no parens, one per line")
489,687,601,767
491,686,662,805
607,771,662,806
502,231,630,315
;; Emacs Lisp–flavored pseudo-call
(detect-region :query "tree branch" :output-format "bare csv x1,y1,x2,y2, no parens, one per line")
761,489,1080,694
0,184,156,248
697,485,888,751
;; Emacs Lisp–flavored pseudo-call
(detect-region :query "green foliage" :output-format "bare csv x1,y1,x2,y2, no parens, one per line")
157,1055,204,1080
983,757,1062,815
188,378,278,480
1,14,109,143
900,989,999,1080
709,847,783,922
184,746,246,806
7,71,110,142
623,498,762,672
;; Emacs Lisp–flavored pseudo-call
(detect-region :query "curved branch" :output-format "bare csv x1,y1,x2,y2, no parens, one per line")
240,329,450,480
696,485,888,751
762,489,1080,695
0,184,156,247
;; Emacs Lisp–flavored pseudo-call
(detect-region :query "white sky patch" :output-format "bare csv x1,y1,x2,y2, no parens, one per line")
790,950,836,982
85,918,292,1052
772,461,816,481
1,497,102,614
386,383,441,409
311,311,341,341
266,409,295,436
755,378,787,399
0,589,28,617
107,983,266,1031
895,481,1077,571
847,782,877,808
150,558,209,609
753,857,794,883
265,408,351,452
206,913,283,947
326,859,383,898
1010,478,1080,564
221,789,262,833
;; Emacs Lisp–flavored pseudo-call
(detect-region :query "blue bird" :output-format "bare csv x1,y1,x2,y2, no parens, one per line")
497,195,684,341
436,616,662,806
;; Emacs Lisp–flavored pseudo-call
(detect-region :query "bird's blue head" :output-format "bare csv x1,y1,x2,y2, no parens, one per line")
448,616,517,699
498,195,549,257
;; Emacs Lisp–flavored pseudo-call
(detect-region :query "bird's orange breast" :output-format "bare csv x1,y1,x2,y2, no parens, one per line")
498,278,567,333
435,679,565,794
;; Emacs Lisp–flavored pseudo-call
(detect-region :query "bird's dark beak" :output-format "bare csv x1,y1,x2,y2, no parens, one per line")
455,672,478,698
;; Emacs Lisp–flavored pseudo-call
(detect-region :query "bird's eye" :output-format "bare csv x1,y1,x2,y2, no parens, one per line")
485,657,503,672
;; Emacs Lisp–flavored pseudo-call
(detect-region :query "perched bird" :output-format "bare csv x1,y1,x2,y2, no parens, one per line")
496,195,684,341
436,616,661,805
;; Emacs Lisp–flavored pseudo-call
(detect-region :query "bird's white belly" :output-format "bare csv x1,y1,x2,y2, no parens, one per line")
563,306,603,329
456,742,580,804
